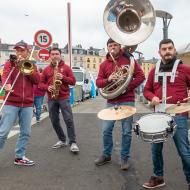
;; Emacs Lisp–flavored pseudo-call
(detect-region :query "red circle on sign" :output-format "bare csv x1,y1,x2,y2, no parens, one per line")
38,49,50,61
34,30,52,48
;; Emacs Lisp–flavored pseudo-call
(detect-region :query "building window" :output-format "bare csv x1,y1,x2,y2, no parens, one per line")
80,57,83,61
87,58,90,63
93,58,96,63
74,56,77,61
99,58,102,63
79,50,83,55
93,64,96,69
87,64,90,68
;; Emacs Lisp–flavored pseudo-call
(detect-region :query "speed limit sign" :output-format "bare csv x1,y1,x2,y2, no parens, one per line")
34,30,52,48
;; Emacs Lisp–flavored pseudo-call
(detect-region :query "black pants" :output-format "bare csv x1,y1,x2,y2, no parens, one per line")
48,99,76,144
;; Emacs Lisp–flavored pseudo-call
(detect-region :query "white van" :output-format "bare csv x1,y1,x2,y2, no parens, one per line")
72,67,91,101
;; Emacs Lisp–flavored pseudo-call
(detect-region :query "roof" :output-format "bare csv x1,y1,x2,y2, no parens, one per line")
177,43,190,54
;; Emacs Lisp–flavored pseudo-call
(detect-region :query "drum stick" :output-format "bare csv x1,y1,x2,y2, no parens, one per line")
176,96,190,105
159,96,172,103
182,96,190,102
149,96,172,107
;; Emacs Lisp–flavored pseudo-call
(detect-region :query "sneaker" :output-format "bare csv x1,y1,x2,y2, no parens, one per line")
143,176,165,189
52,140,67,149
94,155,111,166
14,156,35,166
70,143,79,153
121,158,129,170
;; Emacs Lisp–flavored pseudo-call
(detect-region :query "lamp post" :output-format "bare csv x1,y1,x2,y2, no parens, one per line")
156,10,173,39
134,51,143,65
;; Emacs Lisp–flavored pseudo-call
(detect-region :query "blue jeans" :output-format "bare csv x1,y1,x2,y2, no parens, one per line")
0,105,33,158
102,102,134,160
152,116,190,184
48,99,76,145
34,96,44,120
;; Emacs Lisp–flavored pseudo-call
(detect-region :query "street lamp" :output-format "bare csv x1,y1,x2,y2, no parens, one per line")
134,50,143,64
156,10,173,39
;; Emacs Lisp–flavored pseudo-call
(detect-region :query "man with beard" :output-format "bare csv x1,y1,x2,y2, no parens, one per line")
143,39,190,190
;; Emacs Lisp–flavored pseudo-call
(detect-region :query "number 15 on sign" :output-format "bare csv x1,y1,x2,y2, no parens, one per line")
34,30,52,48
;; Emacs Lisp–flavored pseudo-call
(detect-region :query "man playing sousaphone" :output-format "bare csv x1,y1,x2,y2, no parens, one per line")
95,38,145,169
143,39,190,190
0,40,40,166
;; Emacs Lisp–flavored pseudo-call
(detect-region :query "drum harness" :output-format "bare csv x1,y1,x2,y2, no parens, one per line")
154,59,181,113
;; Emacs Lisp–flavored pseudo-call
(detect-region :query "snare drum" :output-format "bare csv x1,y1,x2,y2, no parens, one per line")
133,113,177,143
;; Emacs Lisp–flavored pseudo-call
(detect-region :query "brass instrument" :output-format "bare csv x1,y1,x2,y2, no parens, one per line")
18,59,34,75
100,52,135,99
51,61,62,99
99,0,156,99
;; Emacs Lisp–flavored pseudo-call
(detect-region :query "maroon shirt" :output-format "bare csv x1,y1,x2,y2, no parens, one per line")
34,74,46,97
96,52,145,103
40,60,76,100
2,61,40,107
143,63,190,105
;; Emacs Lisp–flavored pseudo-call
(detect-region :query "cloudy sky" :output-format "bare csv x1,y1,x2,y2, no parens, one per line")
0,0,189,59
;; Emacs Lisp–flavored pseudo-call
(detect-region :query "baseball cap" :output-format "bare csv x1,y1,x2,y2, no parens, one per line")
14,40,30,49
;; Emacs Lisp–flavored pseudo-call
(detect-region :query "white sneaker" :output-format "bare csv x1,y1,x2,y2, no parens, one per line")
52,141,67,149
70,143,79,152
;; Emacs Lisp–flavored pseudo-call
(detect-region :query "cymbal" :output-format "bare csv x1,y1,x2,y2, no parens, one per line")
165,103,190,114
97,105,136,120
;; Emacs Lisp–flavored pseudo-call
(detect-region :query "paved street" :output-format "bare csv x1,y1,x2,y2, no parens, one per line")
0,96,189,190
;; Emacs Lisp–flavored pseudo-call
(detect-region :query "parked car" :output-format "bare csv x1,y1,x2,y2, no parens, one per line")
72,67,91,101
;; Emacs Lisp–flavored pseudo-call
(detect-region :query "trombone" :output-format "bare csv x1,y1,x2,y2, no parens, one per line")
0,46,35,113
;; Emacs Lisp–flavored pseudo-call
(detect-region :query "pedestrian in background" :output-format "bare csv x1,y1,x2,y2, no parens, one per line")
33,68,46,123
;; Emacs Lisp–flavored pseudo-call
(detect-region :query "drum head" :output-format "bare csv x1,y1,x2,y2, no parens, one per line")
137,113,173,133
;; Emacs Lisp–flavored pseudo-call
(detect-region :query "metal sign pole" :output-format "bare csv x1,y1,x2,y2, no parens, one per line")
67,2,72,68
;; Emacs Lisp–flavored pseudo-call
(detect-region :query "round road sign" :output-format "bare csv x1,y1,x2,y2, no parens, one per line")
34,30,52,48
38,49,50,61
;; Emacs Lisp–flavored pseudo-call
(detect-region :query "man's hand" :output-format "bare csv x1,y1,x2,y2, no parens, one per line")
48,85,54,92
151,96,160,106
56,73,63,80
108,73,118,82
4,84,12,92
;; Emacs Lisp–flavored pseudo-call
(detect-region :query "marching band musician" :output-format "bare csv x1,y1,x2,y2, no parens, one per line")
0,40,40,166
95,38,145,169
143,39,190,190
39,47,79,153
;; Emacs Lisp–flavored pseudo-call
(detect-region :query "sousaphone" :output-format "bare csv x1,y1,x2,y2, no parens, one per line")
99,0,156,100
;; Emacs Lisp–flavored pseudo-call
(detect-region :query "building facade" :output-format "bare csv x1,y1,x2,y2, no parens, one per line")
177,43,190,66
141,58,157,78
0,41,106,75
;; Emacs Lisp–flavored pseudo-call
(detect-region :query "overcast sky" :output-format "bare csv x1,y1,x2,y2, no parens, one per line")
0,0,189,59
